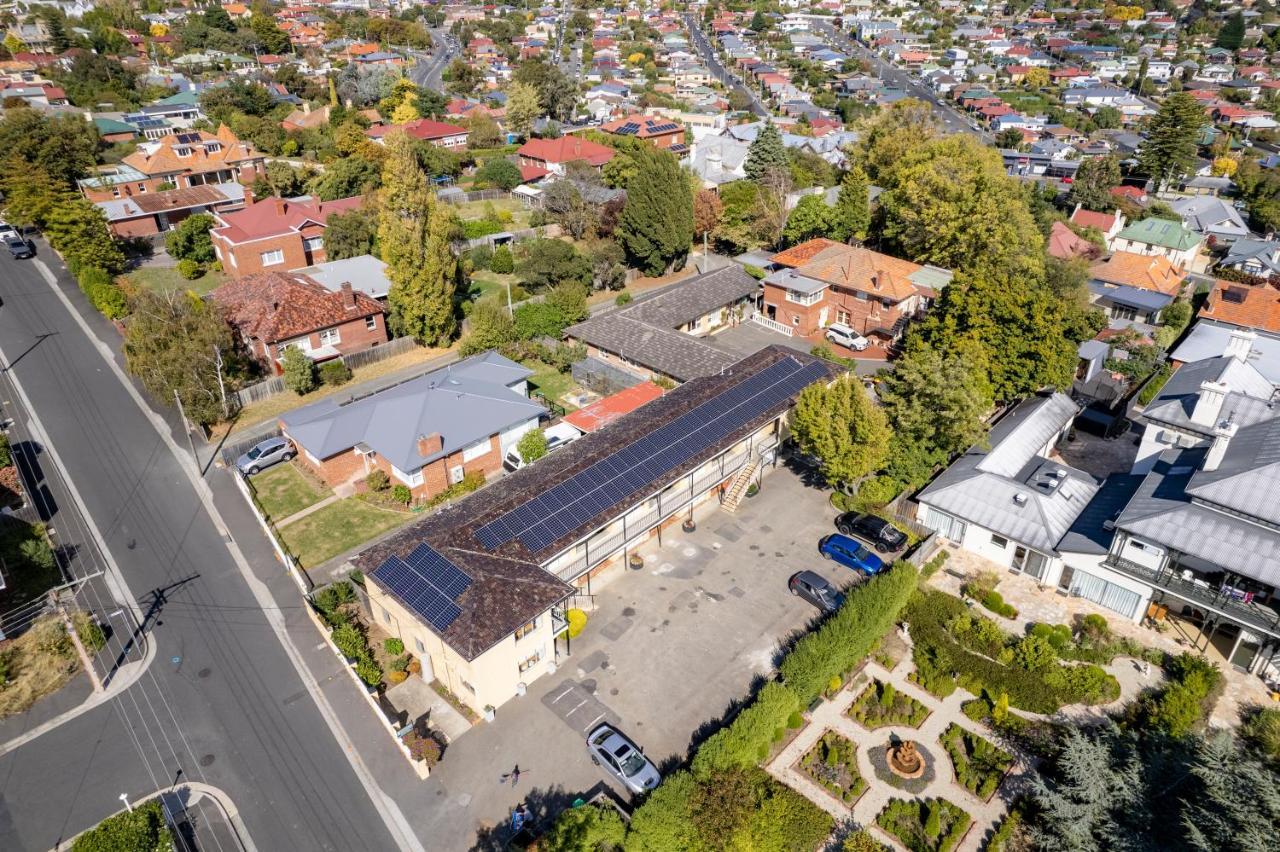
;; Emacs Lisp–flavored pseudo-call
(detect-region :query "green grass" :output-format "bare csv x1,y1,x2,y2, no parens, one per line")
123,264,227,296
452,197,532,229
468,270,520,304
250,463,325,521
524,359,581,410
997,89,1057,114
279,498,409,569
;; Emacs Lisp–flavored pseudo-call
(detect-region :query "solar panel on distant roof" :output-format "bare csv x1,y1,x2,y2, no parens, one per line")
473,357,827,554
175,132,201,144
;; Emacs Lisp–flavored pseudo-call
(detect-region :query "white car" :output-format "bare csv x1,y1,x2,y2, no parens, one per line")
825,323,869,352
502,422,582,472
0,222,17,241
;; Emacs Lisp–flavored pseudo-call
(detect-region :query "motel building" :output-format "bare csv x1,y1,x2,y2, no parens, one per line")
352,347,838,716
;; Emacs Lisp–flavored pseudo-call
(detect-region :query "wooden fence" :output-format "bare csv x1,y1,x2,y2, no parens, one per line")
231,337,420,408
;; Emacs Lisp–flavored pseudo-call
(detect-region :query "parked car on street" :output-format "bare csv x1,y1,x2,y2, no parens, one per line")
0,221,18,241
586,723,660,794
824,322,869,351
5,234,34,259
835,512,907,552
819,533,885,575
235,436,295,475
788,570,845,613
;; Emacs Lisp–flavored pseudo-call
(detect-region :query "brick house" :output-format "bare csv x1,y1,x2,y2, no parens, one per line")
515,136,616,182
280,352,544,500
365,119,469,149
599,114,687,154
210,195,365,277
79,126,265,202
208,270,388,375
762,239,953,347
96,183,246,238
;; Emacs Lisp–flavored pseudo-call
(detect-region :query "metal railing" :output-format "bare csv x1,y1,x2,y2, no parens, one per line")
1105,555,1280,638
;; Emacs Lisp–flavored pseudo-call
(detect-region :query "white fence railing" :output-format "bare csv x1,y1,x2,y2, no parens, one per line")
750,312,795,337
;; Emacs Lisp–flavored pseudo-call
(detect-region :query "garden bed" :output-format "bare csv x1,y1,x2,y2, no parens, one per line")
0,615,83,717
939,723,1013,801
867,742,937,793
875,797,971,852
795,730,867,807
849,679,930,729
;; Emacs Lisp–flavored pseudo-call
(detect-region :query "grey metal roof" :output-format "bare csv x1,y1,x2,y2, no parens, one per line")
1223,238,1280,275
296,254,392,300
1078,339,1110,361
764,268,828,296
919,393,1100,554
1088,280,1173,312
1117,449,1280,587
1141,355,1276,436
566,267,758,382
1057,473,1144,555
1185,416,1280,525
1170,320,1280,385
280,352,540,473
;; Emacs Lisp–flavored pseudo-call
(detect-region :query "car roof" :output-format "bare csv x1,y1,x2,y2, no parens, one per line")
828,533,863,547
794,569,828,586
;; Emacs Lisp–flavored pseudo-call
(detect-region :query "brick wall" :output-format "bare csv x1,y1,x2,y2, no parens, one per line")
762,283,915,340
285,431,504,498
111,216,163,238
215,232,310,277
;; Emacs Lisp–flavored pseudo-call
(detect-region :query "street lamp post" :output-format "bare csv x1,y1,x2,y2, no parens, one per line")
119,793,133,812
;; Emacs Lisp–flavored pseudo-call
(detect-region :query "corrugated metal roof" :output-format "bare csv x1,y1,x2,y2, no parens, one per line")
976,393,1079,478
1185,416,1280,525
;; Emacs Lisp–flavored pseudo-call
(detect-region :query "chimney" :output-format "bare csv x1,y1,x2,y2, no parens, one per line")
274,197,286,215
1224,328,1256,362
417,433,443,457
303,101,311,115
243,183,255,205
1190,380,1230,427
1204,420,1238,472
340,281,357,308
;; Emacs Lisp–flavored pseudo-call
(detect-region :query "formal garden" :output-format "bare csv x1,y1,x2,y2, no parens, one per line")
849,679,931,730
796,730,868,806
876,797,971,852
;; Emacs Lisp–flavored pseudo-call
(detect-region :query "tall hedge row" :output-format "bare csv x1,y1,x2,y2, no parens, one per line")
692,681,800,775
780,562,919,704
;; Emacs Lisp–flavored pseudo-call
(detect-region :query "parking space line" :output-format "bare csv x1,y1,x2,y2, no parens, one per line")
583,712,606,732
550,685,575,703
567,698,588,715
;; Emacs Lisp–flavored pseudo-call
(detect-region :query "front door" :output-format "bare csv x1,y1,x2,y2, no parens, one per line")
818,307,829,327
1057,565,1074,593
1012,545,1028,572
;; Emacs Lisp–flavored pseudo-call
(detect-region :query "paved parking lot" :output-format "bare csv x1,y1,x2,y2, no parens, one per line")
706,323,889,376
417,465,858,847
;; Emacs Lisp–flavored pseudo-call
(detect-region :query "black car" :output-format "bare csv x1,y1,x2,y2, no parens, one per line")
5,235,34,259
835,512,907,552
788,570,845,613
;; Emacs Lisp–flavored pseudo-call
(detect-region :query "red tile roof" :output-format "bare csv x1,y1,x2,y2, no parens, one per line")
563,382,665,432
211,195,364,244
1048,221,1101,260
1199,280,1280,332
516,136,616,167
366,119,469,142
209,271,383,344
1070,207,1120,233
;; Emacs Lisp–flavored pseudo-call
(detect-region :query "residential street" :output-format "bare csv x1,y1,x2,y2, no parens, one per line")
0,247,408,851
684,13,769,118
410,29,456,93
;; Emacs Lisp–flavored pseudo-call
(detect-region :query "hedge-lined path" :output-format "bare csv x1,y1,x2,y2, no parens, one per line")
767,653,1036,851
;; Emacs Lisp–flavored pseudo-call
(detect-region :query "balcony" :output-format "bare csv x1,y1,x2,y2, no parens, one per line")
1105,555,1280,640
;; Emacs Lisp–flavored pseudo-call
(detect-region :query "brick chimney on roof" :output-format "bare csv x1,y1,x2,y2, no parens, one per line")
273,197,287,215
340,282,358,308
417,433,443,457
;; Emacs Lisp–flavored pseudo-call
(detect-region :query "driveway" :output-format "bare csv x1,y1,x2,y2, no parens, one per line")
706,323,890,376
415,466,855,847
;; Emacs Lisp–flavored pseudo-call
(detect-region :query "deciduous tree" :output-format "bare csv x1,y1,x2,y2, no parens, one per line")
504,81,541,139
164,213,217,264
324,208,378,260
693,189,723,241
790,375,890,492
782,194,833,246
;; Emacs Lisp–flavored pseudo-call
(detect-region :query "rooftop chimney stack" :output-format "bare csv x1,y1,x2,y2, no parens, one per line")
1224,328,1257,363
417,433,443,457
340,281,357,308
1204,420,1239,472
1190,380,1231,428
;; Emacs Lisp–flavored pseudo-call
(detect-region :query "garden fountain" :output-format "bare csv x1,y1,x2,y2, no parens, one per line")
887,738,925,779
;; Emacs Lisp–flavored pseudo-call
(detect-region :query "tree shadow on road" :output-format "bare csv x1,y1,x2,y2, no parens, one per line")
468,781,617,851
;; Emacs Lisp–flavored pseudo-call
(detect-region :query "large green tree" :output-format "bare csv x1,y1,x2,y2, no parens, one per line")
855,98,938,184
378,131,457,344
43,198,125,275
1068,155,1121,212
790,375,890,492
503,81,541,139
1216,12,1245,51
831,164,870,243
743,121,789,183
0,109,98,189
164,213,217,264
617,146,694,276
1138,92,1206,191
879,134,1045,283
249,12,291,55
323,208,378,261
781,194,833,246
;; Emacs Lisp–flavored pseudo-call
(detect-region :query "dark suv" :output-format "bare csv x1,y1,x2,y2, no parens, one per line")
5,235,34,259
835,512,908,552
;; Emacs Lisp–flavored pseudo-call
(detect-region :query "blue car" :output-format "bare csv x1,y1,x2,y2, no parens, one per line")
819,534,885,575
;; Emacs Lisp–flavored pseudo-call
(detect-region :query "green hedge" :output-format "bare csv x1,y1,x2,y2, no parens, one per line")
780,562,919,704
692,681,799,774
1124,651,1221,737
71,799,170,852
980,590,1017,619
76,266,128,320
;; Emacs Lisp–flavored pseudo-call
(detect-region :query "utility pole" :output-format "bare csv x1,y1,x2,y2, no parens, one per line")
173,390,200,476
506,279,513,318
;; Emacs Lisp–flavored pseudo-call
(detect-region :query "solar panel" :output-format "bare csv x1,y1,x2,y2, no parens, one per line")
473,357,828,554
175,132,200,144
372,546,470,632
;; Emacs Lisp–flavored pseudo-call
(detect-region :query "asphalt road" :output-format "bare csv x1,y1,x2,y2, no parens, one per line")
410,28,456,93
0,248,401,850
807,18,991,142
684,13,769,117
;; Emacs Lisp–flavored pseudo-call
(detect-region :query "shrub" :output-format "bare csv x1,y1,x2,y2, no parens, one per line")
779,563,918,704
565,608,587,638
1137,363,1173,406
74,614,107,653
355,656,383,687
365,470,390,492
980,590,1018,619
331,623,366,660
281,346,317,394
827,674,843,695
405,731,443,765
490,244,514,274
963,570,1000,600
384,637,405,655
919,550,949,580
71,799,169,852
1078,613,1111,642
1241,707,1280,760
517,428,548,464
924,803,941,838
787,710,804,729
1013,635,1057,671
615,290,633,306
692,681,800,774
77,267,128,319
470,243,494,271
1030,622,1073,652
176,258,202,280
319,360,352,386
854,475,900,510
1128,652,1222,737
390,655,410,673
391,484,412,505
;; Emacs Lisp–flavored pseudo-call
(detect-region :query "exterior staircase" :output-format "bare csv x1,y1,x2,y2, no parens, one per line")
721,458,761,513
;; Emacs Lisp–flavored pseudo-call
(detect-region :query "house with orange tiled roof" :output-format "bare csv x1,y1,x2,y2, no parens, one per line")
211,194,365,278
1069,205,1125,241
515,136,616,181
1198,279,1280,334
1087,251,1186,325
762,239,953,351
82,127,265,202
599,114,686,154
208,271,387,375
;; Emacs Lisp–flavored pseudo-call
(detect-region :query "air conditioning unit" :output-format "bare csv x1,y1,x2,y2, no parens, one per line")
1013,493,1029,506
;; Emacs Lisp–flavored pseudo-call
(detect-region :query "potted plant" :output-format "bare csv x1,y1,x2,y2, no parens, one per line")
746,482,759,498
682,515,697,533
629,553,644,570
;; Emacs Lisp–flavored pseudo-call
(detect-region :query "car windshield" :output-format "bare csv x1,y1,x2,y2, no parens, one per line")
619,750,648,777
854,545,871,560
246,445,264,460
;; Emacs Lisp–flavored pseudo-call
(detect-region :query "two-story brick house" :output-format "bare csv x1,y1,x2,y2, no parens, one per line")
210,195,365,277
280,352,544,500
208,270,387,374
762,238,953,348
599,114,687,154
515,136,616,182
79,126,265,202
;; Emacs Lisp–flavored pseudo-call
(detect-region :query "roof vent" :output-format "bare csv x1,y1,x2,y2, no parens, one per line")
1013,493,1029,506
1102,519,1116,531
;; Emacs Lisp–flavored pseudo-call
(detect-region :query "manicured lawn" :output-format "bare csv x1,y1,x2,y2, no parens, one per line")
849,679,931,729
279,498,409,569
453,197,532,229
123,264,227,296
997,89,1057,114
524,359,582,411
468,270,520,304
250,462,325,521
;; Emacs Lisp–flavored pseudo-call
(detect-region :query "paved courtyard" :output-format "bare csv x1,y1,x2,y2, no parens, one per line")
705,322,890,376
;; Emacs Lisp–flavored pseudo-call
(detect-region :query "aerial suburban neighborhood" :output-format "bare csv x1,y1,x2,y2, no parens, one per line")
1,0,1279,850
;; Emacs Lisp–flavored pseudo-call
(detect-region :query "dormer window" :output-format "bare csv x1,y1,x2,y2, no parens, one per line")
175,146,191,157
205,142,220,153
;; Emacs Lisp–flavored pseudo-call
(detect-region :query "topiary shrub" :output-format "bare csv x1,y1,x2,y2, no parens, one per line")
565,608,587,638
391,484,412,505
980,590,1018,619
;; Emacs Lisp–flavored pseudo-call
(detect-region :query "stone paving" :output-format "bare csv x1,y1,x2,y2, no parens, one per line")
766,646,1035,852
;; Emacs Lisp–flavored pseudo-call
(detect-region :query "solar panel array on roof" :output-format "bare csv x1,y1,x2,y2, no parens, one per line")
616,122,640,135
474,356,827,553
175,132,201,144
650,122,680,132
372,543,472,632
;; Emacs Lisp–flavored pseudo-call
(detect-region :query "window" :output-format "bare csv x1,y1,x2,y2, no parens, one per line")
1110,304,1137,322
365,315,377,331
319,327,341,345
137,183,147,193
791,315,800,325
990,533,1008,549
785,289,823,306
304,236,324,252
414,638,426,653
518,651,541,674
175,146,191,157
515,618,538,640
112,188,121,198
836,310,850,324
461,440,490,463
260,249,285,266
449,464,465,484
461,679,476,694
